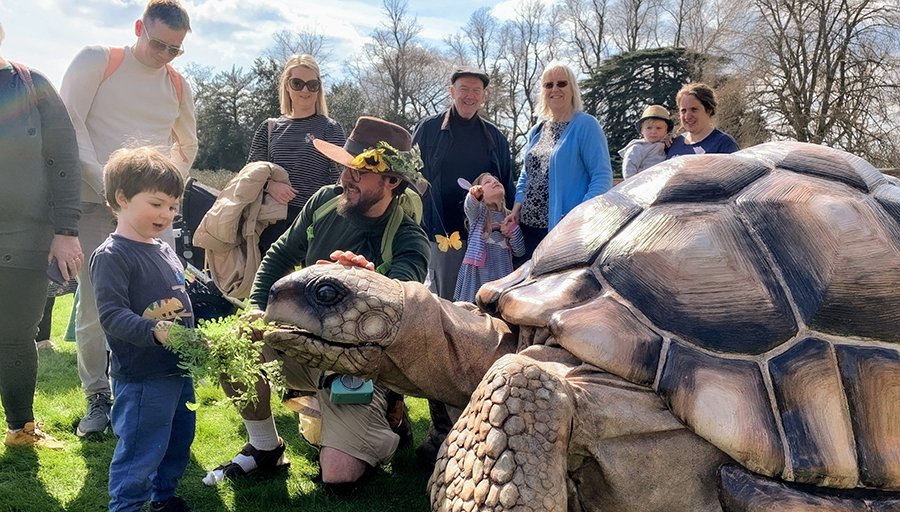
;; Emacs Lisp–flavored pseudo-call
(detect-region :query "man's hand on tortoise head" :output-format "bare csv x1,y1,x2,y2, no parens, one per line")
315,250,375,271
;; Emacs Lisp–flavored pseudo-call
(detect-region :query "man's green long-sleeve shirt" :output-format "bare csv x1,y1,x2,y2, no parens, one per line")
249,185,430,310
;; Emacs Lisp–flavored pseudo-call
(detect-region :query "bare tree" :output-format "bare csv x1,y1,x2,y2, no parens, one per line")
263,27,334,66
657,0,748,58
609,0,658,53
447,7,503,72
748,0,900,164
558,0,611,75
403,45,454,121
493,0,562,161
351,0,448,128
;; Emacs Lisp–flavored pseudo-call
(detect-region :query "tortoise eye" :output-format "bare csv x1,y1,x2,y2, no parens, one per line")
314,283,340,305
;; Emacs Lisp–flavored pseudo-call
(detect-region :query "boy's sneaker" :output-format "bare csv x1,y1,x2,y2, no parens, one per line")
5,421,65,450
76,392,112,437
149,496,192,512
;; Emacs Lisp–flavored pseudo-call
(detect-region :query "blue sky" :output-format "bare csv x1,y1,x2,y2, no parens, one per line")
0,0,523,88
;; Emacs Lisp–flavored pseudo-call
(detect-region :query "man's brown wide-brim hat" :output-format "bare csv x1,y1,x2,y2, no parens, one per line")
313,116,428,194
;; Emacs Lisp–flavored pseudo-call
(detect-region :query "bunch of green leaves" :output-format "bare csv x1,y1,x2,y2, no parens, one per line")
165,315,285,409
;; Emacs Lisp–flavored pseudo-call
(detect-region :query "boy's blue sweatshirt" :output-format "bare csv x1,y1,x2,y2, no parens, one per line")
91,234,194,382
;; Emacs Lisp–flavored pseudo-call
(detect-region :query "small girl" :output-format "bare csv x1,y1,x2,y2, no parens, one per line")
454,173,526,303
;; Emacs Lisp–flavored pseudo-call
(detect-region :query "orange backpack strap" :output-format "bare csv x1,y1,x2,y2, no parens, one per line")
166,65,188,163
102,46,188,163
103,47,125,82
102,47,183,107
165,64,184,107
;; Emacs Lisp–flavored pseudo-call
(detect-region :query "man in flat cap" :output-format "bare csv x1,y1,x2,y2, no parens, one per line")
411,65,513,463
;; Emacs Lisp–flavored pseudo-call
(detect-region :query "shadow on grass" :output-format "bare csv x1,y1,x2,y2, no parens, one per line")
0,448,66,512
213,404,433,512
24,301,436,512
65,433,117,511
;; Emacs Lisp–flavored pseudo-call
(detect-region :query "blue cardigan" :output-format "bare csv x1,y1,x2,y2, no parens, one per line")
515,111,613,230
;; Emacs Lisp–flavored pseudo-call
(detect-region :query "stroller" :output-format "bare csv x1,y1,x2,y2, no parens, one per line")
183,264,242,321
174,177,241,320
175,176,218,270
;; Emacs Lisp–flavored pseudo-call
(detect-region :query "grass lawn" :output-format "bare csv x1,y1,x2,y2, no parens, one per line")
0,294,432,512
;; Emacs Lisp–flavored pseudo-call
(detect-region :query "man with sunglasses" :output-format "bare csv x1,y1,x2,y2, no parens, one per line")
59,0,197,442
411,65,513,465
205,117,429,495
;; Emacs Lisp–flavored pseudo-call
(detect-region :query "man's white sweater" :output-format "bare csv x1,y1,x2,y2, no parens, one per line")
60,45,198,204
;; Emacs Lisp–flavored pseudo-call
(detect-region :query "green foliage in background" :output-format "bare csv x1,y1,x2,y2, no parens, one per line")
581,47,699,176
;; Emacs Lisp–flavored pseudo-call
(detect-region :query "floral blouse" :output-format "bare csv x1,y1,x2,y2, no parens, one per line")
520,121,567,228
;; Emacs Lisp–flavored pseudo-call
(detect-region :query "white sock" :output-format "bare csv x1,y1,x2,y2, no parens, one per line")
244,417,280,451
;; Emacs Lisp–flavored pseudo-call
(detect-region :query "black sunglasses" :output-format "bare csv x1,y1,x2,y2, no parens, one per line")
143,24,184,58
288,78,321,92
543,80,569,90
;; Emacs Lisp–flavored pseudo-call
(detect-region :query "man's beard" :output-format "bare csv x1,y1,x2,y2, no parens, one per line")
337,181,386,219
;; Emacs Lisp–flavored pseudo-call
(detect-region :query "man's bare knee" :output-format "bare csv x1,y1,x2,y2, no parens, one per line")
320,446,369,483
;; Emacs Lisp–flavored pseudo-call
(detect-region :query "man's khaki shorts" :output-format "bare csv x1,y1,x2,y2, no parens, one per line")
262,345,399,466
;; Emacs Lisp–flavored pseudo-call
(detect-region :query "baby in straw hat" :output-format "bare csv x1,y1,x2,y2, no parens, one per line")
618,105,674,179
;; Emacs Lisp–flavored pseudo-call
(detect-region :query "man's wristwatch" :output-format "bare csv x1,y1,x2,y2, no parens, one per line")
54,228,79,237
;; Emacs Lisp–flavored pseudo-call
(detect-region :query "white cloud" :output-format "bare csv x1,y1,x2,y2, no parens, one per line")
0,0,505,87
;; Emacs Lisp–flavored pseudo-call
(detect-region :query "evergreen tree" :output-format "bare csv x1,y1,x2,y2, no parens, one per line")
581,47,697,176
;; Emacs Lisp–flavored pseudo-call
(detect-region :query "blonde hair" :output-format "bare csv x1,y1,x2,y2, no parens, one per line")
104,146,184,212
535,62,583,118
279,54,328,116
0,21,5,47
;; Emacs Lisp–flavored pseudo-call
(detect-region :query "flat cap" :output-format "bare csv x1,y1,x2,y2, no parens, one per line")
450,65,489,87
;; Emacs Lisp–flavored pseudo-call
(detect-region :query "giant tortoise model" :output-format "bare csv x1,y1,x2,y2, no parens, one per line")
263,142,900,511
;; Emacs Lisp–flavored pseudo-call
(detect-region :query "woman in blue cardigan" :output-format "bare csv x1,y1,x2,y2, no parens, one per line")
505,62,612,261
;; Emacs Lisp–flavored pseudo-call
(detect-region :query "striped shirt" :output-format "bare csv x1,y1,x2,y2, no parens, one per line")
247,114,346,209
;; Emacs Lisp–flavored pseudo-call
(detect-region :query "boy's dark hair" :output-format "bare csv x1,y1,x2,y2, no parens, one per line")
676,83,718,116
143,0,191,32
104,146,184,213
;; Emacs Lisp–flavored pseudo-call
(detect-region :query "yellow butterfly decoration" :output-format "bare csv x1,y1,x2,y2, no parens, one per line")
436,231,462,252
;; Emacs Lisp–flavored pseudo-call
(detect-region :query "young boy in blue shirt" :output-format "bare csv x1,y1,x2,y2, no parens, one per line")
91,146,195,512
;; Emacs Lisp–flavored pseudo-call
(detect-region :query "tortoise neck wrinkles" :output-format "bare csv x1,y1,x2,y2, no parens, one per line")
388,282,519,408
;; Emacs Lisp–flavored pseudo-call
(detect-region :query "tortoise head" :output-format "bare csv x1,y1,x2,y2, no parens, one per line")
263,264,403,380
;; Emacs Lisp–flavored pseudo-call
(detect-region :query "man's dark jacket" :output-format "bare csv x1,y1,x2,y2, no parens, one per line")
412,109,514,238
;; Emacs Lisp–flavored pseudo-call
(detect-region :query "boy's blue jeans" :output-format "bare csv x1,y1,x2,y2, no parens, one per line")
109,375,195,512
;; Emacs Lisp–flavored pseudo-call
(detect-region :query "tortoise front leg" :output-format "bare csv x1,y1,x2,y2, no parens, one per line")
430,352,577,512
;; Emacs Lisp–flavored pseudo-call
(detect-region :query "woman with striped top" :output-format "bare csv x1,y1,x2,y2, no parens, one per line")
248,54,346,254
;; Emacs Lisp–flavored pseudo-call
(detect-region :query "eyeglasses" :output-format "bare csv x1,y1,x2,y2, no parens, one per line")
344,166,364,183
543,80,569,90
142,23,184,58
288,78,321,92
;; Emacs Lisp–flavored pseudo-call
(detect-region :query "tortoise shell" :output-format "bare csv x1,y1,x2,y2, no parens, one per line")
478,142,900,490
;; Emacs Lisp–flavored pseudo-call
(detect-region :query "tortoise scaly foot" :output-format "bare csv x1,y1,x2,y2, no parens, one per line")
430,353,575,512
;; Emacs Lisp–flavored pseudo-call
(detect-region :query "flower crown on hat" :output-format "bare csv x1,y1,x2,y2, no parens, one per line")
351,141,428,191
